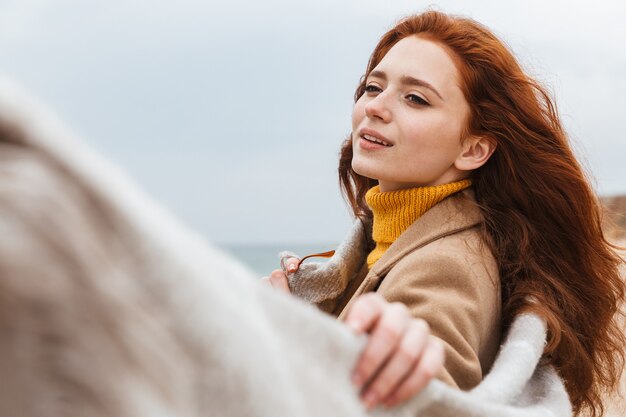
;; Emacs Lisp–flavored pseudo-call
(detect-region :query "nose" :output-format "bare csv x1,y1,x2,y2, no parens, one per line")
364,91,392,122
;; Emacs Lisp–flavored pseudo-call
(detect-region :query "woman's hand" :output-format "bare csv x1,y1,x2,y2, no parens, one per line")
344,293,444,410
259,257,299,294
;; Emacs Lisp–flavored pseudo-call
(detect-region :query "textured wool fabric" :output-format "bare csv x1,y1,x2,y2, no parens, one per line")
0,75,572,417
365,179,472,268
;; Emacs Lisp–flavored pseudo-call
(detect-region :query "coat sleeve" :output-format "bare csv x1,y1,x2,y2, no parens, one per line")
376,238,501,391
279,219,373,315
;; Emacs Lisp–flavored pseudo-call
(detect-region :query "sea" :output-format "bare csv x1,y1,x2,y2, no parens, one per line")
219,242,336,277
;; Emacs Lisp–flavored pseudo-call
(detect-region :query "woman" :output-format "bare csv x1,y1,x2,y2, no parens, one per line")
265,10,625,416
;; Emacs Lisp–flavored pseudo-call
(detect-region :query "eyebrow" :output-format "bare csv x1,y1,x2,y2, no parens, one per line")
368,70,444,101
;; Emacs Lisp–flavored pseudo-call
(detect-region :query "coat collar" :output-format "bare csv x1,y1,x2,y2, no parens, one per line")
367,189,483,277
281,189,484,305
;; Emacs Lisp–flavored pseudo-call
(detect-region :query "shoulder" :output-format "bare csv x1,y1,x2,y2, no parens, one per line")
376,226,502,390
377,227,500,331
385,225,499,294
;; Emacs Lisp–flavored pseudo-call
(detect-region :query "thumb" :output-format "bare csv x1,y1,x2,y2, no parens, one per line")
285,258,300,273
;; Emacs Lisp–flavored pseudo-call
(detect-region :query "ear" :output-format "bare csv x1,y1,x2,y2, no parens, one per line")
454,136,496,171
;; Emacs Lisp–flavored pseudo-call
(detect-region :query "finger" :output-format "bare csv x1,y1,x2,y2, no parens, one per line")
269,269,291,293
285,257,300,273
343,292,386,334
352,302,409,392
383,336,445,407
362,319,430,406
281,257,300,273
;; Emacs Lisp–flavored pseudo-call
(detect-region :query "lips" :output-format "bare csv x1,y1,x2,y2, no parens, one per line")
361,134,392,147
358,129,393,147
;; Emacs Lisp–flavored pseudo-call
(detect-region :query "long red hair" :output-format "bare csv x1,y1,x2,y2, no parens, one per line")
338,10,625,417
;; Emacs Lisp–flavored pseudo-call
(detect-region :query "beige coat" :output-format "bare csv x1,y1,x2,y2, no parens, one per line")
283,190,501,391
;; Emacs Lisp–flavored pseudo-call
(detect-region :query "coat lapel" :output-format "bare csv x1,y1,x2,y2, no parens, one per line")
342,190,484,309
281,189,484,312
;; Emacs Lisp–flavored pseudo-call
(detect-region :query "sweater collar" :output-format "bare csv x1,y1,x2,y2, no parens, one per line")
365,179,472,268
368,188,482,276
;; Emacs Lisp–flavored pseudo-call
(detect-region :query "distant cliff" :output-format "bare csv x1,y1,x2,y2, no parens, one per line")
601,195,626,417
602,195,626,243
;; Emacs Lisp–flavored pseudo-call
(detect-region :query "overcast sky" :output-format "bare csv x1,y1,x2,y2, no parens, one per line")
0,0,624,245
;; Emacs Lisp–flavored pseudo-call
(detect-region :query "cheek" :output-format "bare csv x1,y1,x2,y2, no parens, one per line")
405,113,463,151
351,98,366,130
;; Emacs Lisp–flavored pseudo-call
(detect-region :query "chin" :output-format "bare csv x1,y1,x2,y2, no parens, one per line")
351,159,380,181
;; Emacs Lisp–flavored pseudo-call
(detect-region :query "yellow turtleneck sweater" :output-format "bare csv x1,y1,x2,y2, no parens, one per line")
365,179,472,269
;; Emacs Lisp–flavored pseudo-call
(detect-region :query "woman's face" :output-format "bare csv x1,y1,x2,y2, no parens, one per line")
351,35,472,192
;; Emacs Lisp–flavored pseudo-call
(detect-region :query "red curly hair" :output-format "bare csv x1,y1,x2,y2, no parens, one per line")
338,10,625,417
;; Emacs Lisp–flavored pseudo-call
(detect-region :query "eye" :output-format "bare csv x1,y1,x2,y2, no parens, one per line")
406,94,429,106
364,84,382,93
